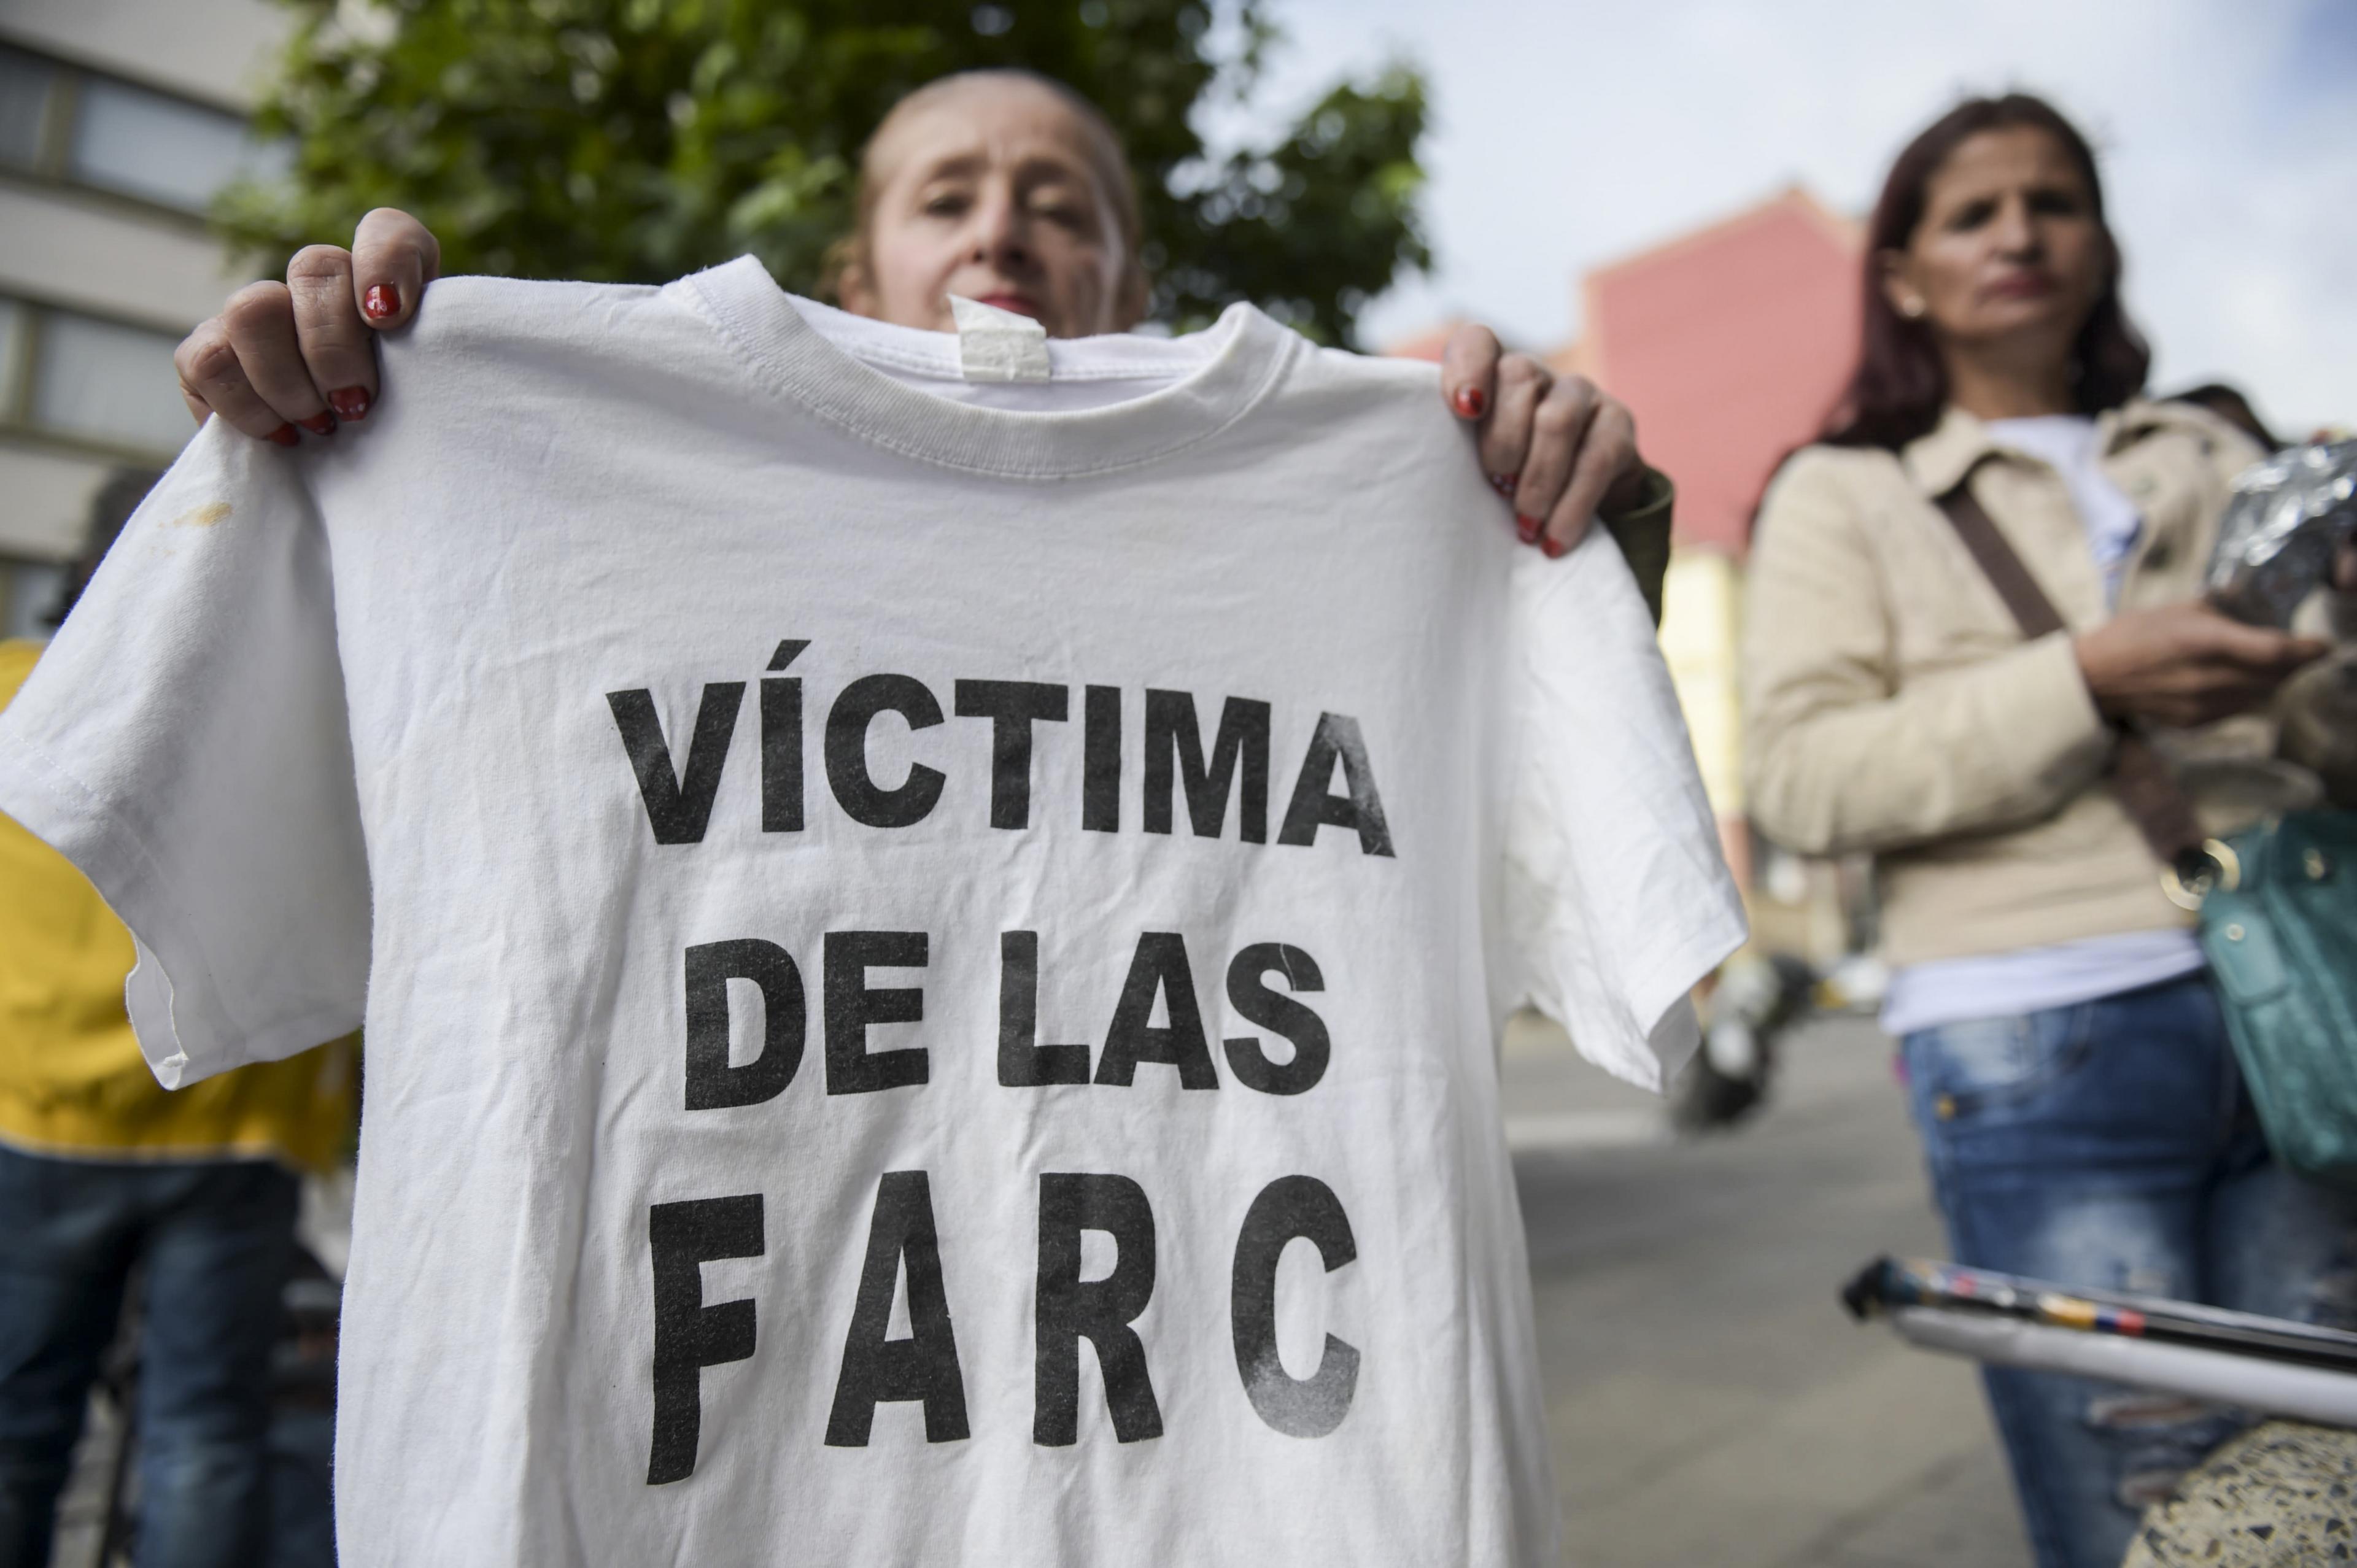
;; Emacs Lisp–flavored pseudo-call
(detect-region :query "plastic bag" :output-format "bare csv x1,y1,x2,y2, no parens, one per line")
2207,439,2357,627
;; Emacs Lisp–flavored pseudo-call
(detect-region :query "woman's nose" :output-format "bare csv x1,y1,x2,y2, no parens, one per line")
967,193,1030,268
1992,198,2040,256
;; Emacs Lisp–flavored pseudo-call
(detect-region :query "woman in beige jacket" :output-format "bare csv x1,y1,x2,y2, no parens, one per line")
1744,94,2355,1568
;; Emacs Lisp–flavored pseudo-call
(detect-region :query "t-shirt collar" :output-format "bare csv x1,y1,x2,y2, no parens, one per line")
684,257,1299,481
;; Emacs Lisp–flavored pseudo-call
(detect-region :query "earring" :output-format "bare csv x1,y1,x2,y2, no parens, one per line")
1900,297,1927,320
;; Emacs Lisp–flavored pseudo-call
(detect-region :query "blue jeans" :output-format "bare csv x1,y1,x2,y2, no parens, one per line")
1902,973,2357,1568
0,1144,297,1568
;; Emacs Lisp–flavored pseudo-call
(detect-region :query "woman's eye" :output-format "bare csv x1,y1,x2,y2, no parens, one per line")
2029,189,2084,217
1947,199,1995,232
923,193,969,218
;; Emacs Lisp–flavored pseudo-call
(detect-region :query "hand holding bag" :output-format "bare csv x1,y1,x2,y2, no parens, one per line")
1937,481,2357,1188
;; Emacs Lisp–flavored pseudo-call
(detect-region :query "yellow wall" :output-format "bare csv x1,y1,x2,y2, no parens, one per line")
1662,549,1868,965
1659,548,1744,821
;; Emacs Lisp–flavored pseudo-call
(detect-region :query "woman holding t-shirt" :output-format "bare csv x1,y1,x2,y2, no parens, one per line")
174,69,1677,608
1744,93,2357,1568
131,65,1716,1563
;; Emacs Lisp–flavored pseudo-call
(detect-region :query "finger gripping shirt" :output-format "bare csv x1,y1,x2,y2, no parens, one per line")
0,260,1744,1567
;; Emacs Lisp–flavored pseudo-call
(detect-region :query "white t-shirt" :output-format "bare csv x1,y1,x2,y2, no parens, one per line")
0,260,1743,1567
1986,413,2143,600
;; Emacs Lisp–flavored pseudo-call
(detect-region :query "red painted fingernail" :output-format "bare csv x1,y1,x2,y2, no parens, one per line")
1515,514,1542,544
268,423,300,447
296,411,335,436
1490,472,1519,499
328,386,371,422
1453,387,1487,419
363,284,400,321
1542,535,1568,559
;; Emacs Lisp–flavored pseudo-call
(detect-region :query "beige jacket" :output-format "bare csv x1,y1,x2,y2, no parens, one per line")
1742,399,2267,967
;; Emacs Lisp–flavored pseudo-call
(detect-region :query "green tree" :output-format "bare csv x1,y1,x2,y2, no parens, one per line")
220,0,1429,347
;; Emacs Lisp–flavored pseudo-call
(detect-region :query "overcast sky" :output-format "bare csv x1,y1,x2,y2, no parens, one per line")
1236,0,2357,429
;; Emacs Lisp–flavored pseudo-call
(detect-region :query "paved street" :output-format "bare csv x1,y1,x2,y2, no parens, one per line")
1505,1009,2034,1568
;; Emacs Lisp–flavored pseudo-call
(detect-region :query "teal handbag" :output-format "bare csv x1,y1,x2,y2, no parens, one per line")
1936,479,2357,1189
2194,812,2357,1188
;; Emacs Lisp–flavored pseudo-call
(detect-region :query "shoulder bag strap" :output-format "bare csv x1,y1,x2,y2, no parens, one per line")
1934,478,2214,885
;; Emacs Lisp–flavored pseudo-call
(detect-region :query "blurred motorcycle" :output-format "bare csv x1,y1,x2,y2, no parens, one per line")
1671,951,1817,1133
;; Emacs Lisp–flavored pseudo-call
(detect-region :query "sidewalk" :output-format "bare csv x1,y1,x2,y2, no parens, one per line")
1506,1010,2032,1568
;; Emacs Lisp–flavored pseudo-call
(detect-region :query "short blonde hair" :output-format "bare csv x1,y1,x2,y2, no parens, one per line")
821,70,1149,328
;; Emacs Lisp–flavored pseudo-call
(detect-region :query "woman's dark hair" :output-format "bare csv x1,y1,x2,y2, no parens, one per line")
1820,93,2151,451
47,467,158,628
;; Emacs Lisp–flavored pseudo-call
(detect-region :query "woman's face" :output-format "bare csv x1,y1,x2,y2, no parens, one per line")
840,79,1139,340
1883,125,2110,363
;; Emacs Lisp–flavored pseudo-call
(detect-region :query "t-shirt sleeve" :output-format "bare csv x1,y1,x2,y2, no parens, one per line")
1498,527,1748,1091
0,423,369,1088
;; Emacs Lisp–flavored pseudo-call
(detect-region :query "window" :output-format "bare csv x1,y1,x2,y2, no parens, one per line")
0,42,281,214
31,312,190,455
0,297,25,404
69,76,259,212
3,560,66,640
0,47,55,166
0,295,192,459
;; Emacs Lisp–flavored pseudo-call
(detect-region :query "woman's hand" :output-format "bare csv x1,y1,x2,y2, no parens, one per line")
2074,601,2328,728
1439,325,1654,555
174,209,441,441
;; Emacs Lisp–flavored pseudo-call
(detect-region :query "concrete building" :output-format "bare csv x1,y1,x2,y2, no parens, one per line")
1546,188,1863,558
0,0,287,636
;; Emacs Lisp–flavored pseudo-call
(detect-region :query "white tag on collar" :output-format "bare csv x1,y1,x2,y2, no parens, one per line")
950,294,1051,384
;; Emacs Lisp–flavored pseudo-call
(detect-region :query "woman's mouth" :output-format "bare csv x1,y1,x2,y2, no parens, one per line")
973,293,1042,320
1984,272,2057,301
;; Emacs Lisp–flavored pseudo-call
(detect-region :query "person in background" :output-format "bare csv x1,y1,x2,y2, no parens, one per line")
168,69,1678,620
2165,382,2280,452
1742,94,2357,1568
0,470,355,1568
